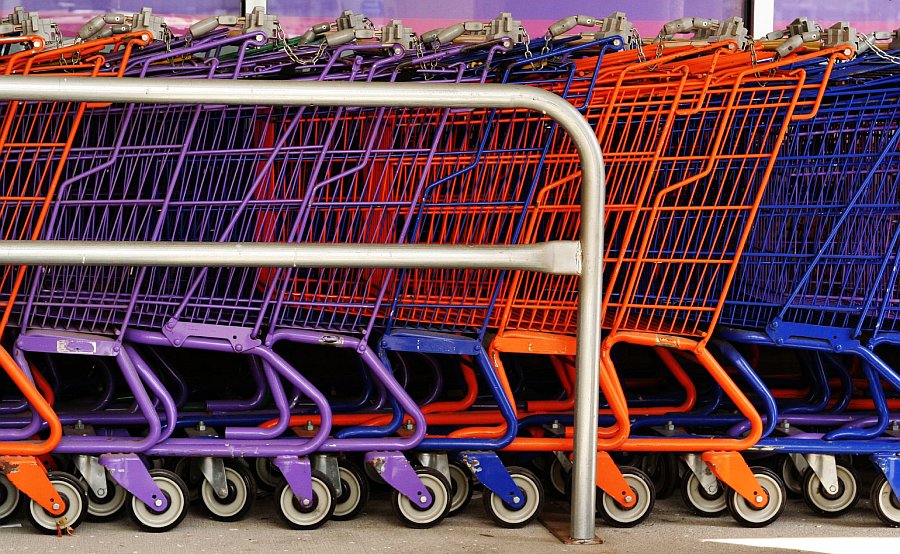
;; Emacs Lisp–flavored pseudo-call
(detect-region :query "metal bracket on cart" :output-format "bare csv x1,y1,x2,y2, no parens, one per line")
702,451,768,508
417,452,451,482
200,457,229,499
162,321,261,352
312,454,341,495
872,454,900,498
804,454,840,496
100,454,169,512
73,454,109,499
273,456,314,506
1,456,66,515
365,451,432,508
596,451,637,508
684,452,720,496
457,451,524,509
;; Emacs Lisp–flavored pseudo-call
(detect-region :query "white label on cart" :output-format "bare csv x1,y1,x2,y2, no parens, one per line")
57,339,97,355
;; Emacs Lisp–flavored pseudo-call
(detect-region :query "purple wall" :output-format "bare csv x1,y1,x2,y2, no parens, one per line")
774,0,900,32
2,0,744,36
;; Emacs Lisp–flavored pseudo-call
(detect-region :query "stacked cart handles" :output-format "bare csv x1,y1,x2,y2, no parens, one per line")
1,2,900,540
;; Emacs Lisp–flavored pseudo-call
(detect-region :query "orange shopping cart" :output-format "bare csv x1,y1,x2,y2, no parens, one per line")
487,38,852,527
0,30,153,532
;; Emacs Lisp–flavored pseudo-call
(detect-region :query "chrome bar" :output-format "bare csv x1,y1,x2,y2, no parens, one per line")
0,241,582,275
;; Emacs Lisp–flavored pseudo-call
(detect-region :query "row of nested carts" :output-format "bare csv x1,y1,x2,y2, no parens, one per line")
0,4,897,538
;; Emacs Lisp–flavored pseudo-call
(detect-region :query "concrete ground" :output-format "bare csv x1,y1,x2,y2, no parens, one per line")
0,486,898,553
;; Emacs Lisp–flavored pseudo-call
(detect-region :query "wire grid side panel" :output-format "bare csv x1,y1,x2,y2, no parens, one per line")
21,103,262,334
0,100,83,328
385,107,566,337
494,75,705,337
603,74,805,337
265,105,453,336
723,89,900,334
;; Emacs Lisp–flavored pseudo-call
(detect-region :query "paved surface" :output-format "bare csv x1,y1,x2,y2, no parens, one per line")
0,487,899,553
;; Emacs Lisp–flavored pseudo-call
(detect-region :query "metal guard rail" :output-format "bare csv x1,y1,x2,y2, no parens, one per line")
0,76,605,543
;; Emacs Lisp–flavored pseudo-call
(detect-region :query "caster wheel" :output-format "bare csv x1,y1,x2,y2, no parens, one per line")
252,458,283,494
274,469,334,530
447,460,474,516
85,478,128,521
201,461,257,522
545,455,570,499
27,472,88,535
363,460,388,487
333,461,369,521
801,463,859,517
680,471,727,517
129,469,189,532
482,467,543,528
637,453,678,500
172,458,202,503
779,456,804,498
597,466,655,528
391,467,450,529
147,458,167,471
870,474,900,527
0,474,21,524
727,467,785,528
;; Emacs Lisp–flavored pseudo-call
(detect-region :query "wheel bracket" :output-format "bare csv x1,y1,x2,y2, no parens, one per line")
0,456,65,515
595,451,637,509
312,454,341,496
100,454,169,512
872,454,900,498
683,453,718,495
273,456,314,506
365,451,432,508
805,454,839,495
74,455,109,498
458,451,524,509
701,451,768,508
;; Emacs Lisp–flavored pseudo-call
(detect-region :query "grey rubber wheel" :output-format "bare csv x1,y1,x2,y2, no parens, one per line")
27,472,88,535
680,471,726,517
274,470,334,530
200,463,256,522
801,464,859,517
727,467,785,528
0,474,21,524
85,478,128,521
482,467,543,528
597,466,655,528
870,475,900,527
779,456,804,497
333,462,369,521
391,467,450,529
129,469,189,532
448,461,474,516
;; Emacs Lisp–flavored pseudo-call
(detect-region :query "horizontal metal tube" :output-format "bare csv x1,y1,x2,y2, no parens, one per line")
0,76,577,113
0,241,581,275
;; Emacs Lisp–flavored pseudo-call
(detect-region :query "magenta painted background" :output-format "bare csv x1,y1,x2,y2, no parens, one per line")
0,0,743,36
5,1,900,36
774,0,900,32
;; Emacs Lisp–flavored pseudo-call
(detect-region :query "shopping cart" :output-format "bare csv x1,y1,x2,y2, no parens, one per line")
484,34,851,527
0,30,153,534
250,32,627,527
717,39,900,526
364,35,626,528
